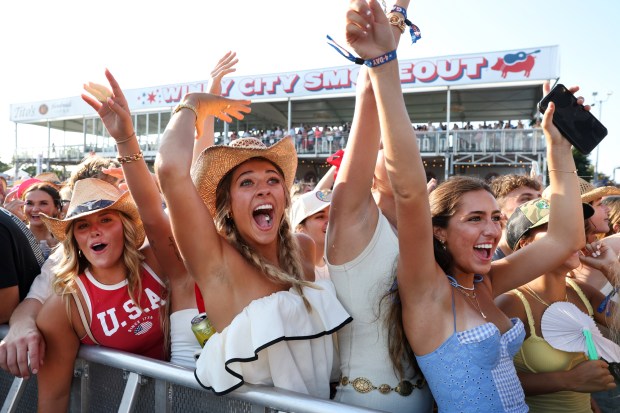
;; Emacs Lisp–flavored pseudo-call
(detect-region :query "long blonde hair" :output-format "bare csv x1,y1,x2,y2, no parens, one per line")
53,212,145,306
214,161,315,309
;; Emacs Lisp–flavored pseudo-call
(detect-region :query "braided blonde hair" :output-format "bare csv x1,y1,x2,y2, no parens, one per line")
214,161,316,310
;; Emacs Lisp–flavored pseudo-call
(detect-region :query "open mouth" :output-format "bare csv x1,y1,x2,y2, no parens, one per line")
91,242,108,252
252,204,275,230
473,243,493,260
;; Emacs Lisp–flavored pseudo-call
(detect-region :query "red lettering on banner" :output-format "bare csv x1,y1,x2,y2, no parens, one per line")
221,79,234,97
305,72,323,91
162,83,209,103
399,63,415,83
413,61,439,83
239,78,256,96
322,69,351,89
437,59,463,81
280,74,299,93
462,57,488,79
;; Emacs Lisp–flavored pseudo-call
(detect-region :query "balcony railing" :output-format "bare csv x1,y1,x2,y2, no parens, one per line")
12,129,545,165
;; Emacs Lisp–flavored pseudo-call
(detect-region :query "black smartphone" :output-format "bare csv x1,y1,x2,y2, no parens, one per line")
538,83,608,154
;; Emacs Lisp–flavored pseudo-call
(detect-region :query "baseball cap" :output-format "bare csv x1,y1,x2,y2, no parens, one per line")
506,198,594,251
290,189,332,228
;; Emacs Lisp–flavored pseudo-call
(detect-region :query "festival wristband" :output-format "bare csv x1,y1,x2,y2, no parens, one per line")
326,35,397,68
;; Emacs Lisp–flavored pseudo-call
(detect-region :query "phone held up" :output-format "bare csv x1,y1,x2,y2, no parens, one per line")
538,84,608,154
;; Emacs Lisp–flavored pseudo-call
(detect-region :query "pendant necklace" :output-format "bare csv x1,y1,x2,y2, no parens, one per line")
447,274,487,319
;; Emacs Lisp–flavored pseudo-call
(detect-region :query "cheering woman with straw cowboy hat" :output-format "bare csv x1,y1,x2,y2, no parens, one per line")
36,178,168,412
156,92,351,397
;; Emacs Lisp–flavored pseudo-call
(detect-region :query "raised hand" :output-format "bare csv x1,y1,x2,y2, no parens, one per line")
183,93,251,138
345,0,396,61
209,51,238,96
541,82,591,150
82,70,134,142
580,241,620,284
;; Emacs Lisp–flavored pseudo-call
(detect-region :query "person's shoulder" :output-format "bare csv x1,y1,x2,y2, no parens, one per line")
495,290,526,319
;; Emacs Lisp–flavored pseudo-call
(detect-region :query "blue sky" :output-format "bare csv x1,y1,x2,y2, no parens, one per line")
1,0,618,178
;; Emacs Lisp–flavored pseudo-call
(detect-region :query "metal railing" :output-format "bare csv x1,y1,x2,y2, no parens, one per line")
12,129,545,165
0,325,382,413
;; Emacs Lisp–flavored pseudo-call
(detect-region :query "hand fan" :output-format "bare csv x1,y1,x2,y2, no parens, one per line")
541,301,620,362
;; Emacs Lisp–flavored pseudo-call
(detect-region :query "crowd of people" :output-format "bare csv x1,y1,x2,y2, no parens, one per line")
1,1,619,412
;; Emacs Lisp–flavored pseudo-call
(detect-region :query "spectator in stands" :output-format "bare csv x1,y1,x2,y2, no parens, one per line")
496,199,615,412
344,2,585,411
490,174,542,260
326,1,433,411
0,207,42,323
291,189,332,280
156,87,350,398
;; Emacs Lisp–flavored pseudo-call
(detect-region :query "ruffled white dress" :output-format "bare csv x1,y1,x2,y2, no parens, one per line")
194,279,352,398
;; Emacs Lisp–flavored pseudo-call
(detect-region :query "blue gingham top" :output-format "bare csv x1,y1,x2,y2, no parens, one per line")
416,290,528,412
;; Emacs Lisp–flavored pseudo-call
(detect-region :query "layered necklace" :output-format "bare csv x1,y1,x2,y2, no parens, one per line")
446,274,486,319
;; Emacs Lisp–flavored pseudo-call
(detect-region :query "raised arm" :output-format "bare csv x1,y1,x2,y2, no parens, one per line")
82,70,184,280
327,0,411,265
345,0,444,317
192,51,239,163
490,87,585,294
155,93,250,280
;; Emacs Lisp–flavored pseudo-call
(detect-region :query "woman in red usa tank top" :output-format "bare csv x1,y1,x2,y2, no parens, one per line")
36,178,167,412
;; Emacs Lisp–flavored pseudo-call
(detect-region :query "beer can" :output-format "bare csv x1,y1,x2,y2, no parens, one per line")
191,312,215,347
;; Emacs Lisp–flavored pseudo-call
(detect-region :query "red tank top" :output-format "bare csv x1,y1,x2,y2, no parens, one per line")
75,263,166,360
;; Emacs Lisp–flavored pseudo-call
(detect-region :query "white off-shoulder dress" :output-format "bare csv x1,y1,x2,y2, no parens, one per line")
194,279,352,398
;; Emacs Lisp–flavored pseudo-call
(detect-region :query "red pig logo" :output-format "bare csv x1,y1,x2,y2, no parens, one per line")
491,50,540,78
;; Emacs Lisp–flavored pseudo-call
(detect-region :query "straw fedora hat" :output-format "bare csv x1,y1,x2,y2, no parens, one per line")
40,178,145,246
191,137,297,217
578,178,620,203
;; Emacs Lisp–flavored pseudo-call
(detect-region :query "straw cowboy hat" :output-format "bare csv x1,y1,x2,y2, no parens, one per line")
578,178,620,203
543,178,620,204
41,178,145,246
191,137,297,217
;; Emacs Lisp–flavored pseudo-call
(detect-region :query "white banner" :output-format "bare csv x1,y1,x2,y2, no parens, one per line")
10,46,558,123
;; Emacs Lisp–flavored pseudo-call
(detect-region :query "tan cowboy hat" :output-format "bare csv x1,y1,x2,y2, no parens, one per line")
40,178,145,247
35,172,62,185
578,178,620,203
191,137,297,217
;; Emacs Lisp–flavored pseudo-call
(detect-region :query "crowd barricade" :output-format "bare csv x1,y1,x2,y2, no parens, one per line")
0,325,383,413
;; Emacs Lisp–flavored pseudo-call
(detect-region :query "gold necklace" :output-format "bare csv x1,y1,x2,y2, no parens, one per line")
453,286,487,319
523,285,567,307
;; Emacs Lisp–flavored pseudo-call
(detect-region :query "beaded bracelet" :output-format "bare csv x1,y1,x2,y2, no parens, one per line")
117,151,144,164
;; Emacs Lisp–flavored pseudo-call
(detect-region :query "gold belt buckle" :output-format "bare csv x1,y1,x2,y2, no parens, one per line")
340,376,423,396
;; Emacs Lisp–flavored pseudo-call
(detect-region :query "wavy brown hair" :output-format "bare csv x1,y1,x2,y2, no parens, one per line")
382,176,494,379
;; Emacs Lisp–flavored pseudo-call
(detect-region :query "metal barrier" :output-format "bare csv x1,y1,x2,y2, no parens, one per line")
0,325,383,413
